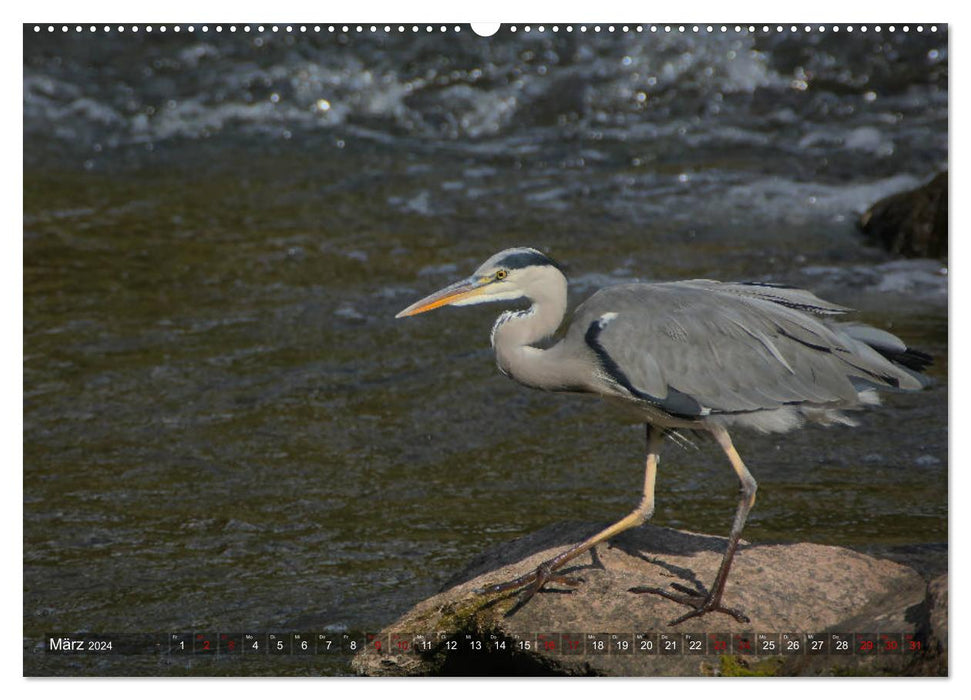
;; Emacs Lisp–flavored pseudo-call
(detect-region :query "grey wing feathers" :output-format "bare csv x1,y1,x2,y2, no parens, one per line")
836,322,934,375
676,280,852,315
576,282,928,417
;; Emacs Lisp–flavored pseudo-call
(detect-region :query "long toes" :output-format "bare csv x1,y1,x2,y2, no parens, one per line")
476,566,581,599
630,586,749,626
720,606,750,624
475,572,538,595
503,577,545,616
629,586,697,605
668,607,706,626
514,570,577,604
670,582,706,597
520,579,544,603
669,603,749,626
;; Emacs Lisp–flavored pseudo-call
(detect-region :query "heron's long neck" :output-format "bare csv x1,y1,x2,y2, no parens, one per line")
491,276,569,389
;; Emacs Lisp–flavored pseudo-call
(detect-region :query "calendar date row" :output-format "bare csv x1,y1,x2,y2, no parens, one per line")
45,631,926,657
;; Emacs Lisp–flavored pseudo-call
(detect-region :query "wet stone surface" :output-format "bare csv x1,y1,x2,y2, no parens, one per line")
351,523,943,676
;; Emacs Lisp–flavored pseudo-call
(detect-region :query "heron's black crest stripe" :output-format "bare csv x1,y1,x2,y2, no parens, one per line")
497,250,565,273
584,319,704,419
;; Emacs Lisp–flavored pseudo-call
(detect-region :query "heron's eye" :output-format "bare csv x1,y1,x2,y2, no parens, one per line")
496,270,508,280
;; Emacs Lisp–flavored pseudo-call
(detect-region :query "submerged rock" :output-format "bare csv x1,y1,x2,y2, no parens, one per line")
351,523,945,677
858,171,948,259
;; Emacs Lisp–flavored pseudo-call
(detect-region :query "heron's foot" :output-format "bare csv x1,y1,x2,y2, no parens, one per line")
476,561,582,611
629,582,750,626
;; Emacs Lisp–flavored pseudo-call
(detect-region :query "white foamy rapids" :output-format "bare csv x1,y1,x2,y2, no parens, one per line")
710,174,924,224
23,31,788,148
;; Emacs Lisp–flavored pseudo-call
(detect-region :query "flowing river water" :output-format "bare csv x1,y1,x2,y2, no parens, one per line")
24,25,947,675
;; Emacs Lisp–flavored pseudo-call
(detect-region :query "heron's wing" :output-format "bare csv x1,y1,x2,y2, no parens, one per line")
675,280,852,315
580,283,906,417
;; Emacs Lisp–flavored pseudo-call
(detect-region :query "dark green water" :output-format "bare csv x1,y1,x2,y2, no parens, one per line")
24,27,947,676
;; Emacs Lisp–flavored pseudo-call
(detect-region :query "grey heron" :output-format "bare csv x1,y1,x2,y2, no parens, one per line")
396,247,931,625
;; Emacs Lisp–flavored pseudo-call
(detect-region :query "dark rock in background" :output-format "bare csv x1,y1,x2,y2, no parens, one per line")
859,171,948,259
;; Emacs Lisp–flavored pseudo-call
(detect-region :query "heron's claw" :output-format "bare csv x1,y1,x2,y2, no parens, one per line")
629,584,750,626
670,582,705,597
476,562,582,611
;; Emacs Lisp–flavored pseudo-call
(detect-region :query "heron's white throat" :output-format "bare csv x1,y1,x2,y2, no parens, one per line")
490,307,536,350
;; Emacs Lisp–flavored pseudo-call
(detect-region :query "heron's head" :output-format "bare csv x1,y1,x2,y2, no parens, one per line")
395,247,566,318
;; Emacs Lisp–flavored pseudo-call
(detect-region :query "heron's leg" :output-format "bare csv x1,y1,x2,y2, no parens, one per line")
477,424,663,607
631,424,755,625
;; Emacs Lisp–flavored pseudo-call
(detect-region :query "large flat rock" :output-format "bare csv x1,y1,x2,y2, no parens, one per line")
352,523,945,676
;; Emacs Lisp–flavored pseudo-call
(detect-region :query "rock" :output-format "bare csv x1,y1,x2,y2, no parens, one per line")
927,575,947,652
351,522,944,676
912,574,948,677
859,171,947,259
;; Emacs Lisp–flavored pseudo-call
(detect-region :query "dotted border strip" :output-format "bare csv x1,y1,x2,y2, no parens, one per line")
31,24,942,35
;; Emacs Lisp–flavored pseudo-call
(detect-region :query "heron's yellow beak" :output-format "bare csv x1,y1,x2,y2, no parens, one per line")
395,277,487,318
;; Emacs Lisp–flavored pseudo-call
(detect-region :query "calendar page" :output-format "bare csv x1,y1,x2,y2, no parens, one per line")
23,17,948,679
